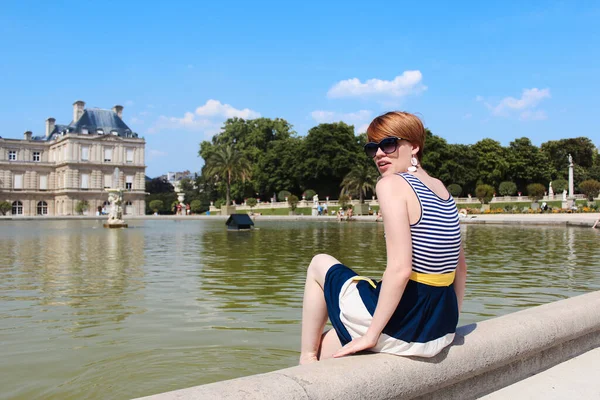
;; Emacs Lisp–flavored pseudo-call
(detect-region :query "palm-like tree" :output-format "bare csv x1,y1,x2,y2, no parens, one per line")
204,145,251,206
340,163,379,203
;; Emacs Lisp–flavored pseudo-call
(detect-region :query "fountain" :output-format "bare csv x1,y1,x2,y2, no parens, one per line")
103,167,128,228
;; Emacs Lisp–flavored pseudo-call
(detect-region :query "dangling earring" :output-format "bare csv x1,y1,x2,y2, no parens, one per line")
407,156,418,172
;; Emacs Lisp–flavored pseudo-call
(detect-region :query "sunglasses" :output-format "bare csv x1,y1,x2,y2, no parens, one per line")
364,137,404,158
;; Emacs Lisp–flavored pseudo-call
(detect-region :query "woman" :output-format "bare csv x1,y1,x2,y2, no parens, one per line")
299,111,467,364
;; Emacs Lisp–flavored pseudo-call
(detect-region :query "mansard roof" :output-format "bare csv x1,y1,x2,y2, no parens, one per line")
35,108,139,141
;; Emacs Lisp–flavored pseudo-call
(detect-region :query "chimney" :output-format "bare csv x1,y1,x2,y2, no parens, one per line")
45,117,56,138
112,105,124,119
24,131,32,141
73,100,85,122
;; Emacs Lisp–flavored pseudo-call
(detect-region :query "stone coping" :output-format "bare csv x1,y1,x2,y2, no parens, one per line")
1,213,599,227
136,291,600,399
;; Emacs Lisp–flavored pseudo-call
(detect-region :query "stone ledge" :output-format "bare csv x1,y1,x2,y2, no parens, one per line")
136,291,600,400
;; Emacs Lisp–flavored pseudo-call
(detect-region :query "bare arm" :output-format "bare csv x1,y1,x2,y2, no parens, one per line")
454,244,467,312
364,176,413,341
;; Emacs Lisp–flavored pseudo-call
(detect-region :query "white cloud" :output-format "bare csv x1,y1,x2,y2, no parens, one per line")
129,117,143,124
194,99,260,119
327,71,426,99
125,100,135,106
310,109,372,133
147,100,260,136
478,88,550,120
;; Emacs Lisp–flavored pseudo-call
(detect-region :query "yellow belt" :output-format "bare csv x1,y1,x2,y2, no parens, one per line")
410,271,455,287
351,271,455,289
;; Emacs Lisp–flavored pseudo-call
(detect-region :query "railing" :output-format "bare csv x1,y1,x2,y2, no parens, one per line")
209,194,594,212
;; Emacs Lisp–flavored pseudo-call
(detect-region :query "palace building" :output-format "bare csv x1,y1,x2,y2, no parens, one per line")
0,100,146,216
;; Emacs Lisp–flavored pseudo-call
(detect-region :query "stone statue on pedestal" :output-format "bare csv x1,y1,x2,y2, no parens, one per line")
549,181,554,196
562,189,567,201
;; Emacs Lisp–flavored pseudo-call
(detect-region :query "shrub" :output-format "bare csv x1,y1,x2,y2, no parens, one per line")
447,184,462,197
288,195,299,211
277,190,291,202
0,201,11,215
75,200,89,215
303,189,316,200
527,183,546,202
246,197,258,210
498,181,517,196
579,179,600,201
149,200,164,213
214,199,225,209
475,184,495,204
552,179,568,193
190,199,202,214
338,194,351,210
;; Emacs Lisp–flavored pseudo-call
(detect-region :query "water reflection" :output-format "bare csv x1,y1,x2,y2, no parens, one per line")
0,220,598,400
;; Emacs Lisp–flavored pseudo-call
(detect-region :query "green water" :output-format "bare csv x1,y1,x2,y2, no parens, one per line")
0,220,599,399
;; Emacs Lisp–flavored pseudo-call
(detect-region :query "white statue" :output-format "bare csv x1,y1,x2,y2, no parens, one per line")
549,181,554,196
313,194,319,206
568,154,573,166
107,190,123,221
562,189,567,201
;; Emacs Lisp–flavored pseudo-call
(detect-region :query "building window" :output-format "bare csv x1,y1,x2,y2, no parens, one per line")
126,175,133,190
97,129,104,134
81,146,89,161
40,175,48,190
37,201,48,215
13,174,23,189
9,150,17,161
81,173,90,189
33,151,40,162
126,148,134,163
12,201,23,215
111,130,118,136
82,128,88,134
104,174,112,189
63,146,68,161
104,147,112,162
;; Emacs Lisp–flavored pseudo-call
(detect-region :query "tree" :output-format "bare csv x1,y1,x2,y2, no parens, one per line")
146,177,174,193
203,145,252,206
552,179,568,193
475,184,494,204
438,144,479,195
0,201,11,215
338,194,351,210
246,197,257,212
506,138,552,192
340,163,379,203
303,189,316,200
299,122,361,198
541,137,596,178
447,184,462,197
579,180,600,201
472,139,509,189
527,183,545,202
149,200,163,213
421,130,450,179
498,181,517,196
190,199,203,214
288,194,299,212
277,190,291,202
75,200,89,215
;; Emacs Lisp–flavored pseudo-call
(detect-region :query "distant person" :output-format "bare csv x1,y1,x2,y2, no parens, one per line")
346,207,354,221
336,209,342,222
299,111,467,364
593,216,600,229
323,203,328,215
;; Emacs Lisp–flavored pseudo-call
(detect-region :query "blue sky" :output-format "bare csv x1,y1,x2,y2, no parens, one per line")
1,1,599,177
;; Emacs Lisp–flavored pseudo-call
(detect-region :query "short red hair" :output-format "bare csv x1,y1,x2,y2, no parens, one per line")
367,111,425,161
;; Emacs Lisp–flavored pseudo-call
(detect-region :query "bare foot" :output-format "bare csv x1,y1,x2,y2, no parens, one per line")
299,354,318,365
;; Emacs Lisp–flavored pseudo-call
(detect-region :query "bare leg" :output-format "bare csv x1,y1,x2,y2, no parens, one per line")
318,329,343,361
299,254,341,365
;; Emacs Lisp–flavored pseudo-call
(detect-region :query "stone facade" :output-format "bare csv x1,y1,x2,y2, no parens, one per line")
0,101,146,216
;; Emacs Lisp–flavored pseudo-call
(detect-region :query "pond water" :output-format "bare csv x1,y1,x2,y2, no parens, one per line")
1,220,599,399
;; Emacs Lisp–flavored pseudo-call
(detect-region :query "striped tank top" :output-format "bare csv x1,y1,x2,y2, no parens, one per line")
398,173,461,275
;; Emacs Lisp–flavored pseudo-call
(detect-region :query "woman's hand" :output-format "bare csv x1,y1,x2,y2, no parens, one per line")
333,333,379,358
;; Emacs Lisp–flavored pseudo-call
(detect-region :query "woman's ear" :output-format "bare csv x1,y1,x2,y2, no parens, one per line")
411,145,420,156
